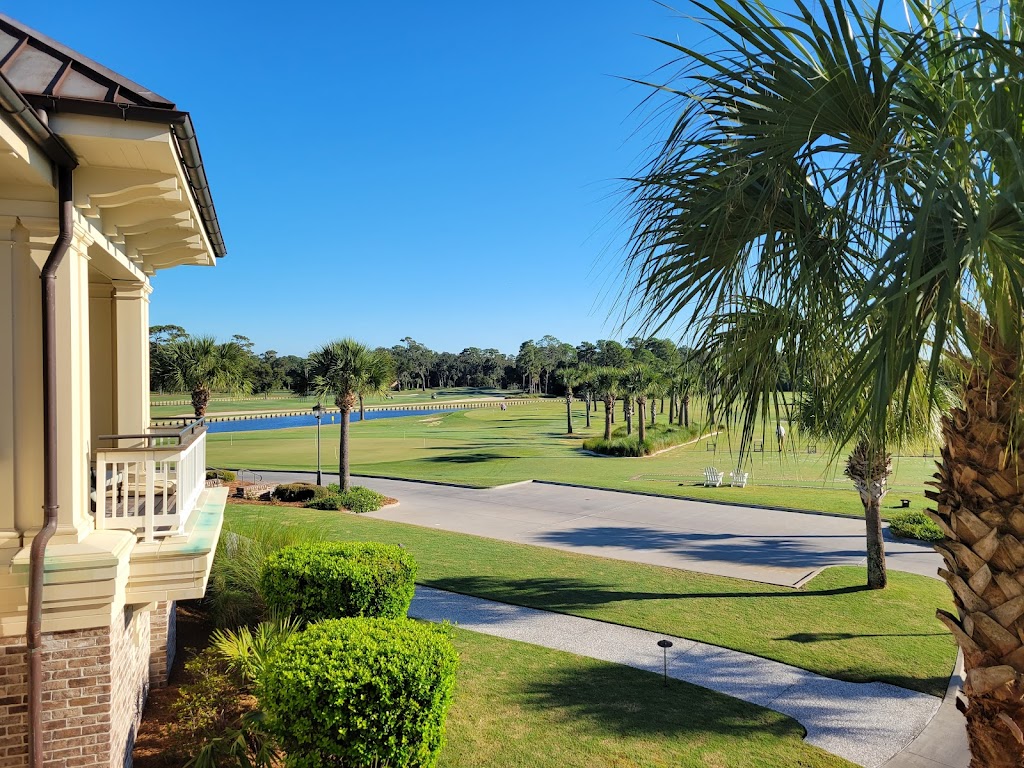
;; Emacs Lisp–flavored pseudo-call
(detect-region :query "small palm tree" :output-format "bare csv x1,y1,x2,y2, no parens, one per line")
164,336,252,419
310,339,386,492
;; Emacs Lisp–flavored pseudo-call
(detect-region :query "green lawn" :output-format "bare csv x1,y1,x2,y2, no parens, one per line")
209,401,939,517
226,505,957,696
442,629,852,768
151,387,528,418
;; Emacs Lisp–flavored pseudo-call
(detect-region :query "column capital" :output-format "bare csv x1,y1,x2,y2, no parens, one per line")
111,280,153,300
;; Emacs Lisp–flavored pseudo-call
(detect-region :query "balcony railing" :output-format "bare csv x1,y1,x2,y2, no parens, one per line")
93,418,207,542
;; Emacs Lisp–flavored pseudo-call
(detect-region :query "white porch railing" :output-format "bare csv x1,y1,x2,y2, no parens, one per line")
93,418,207,542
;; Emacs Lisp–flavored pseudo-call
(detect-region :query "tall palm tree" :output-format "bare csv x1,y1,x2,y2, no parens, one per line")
164,336,252,419
310,339,386,492
621,0,1024,759
557,366,586,435
592,367,621,441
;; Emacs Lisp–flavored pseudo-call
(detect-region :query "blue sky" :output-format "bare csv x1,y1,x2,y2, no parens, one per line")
8,1,694,356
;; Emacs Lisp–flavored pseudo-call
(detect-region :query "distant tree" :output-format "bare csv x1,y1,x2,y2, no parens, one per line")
621,363,656,443
595,340,631,369
516,341,542,393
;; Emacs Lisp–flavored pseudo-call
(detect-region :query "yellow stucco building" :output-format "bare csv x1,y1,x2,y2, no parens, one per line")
0,14,227,767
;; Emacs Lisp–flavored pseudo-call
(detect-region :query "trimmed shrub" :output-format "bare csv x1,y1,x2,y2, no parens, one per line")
305,486,387,513
260,541,416,622
206,468,237,482
259,618,458,768
342,486,387,513
889,509,944,541
271,482,329,502
306,494,343,511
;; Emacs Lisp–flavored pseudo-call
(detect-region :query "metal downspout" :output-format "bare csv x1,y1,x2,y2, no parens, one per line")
26,163,73,768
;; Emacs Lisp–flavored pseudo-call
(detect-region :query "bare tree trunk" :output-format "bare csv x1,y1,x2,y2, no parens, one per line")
584,394,591,429
650,400,657,427
565,390,573,435
626,403,633,436
682,394,690,427
638,399,646,443
669,393,676,424
358,394,365,421
603,397,613,440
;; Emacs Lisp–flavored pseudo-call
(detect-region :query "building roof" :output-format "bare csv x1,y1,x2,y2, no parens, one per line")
0,14,175,109
0,13,226,259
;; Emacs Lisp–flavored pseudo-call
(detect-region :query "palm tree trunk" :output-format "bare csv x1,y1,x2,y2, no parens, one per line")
929,333,1024,766
359,394,366,421
682,394,690,427
626,404,632,436
669,393,676,424
585,394,592,428
638,400,647,443
650,400,657,427
845,439,890,590
565,390,573,435
603,397,613,440
339,409,351,492
191,384,211,419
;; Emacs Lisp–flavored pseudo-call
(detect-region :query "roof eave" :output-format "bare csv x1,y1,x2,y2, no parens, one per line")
0,71,77,169
25,94,226,259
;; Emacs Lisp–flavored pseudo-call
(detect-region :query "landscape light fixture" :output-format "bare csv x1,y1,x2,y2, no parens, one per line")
657,639,673,687
312,403,325,485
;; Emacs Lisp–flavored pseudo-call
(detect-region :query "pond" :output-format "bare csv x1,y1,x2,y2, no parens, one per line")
206,407,460,434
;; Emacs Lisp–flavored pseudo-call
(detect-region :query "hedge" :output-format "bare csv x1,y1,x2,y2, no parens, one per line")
889,509,944,541
206,468,237,482
259,618,458,768
259,541,416,622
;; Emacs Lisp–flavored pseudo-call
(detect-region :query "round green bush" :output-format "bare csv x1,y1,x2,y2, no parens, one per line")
259,618,457,768
205,468,237,482
259,542,416,622
889,509,944,541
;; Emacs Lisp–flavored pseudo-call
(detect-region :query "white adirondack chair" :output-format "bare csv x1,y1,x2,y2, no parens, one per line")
704,467,724,487
729,471,749,488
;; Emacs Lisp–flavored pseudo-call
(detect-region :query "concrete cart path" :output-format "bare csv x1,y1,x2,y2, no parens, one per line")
257,472,946,587
410,586,939,768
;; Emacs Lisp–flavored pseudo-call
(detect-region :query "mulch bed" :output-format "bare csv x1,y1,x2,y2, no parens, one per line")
132,603,214,768
224,481,397,510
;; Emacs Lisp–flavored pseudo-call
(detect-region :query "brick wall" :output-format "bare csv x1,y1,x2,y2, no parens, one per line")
147,601,175,688
0,607,153,768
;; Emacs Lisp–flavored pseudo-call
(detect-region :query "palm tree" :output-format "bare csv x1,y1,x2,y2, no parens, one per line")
310,339,386,492
592,367,620,441
164,336,252,419
621,0,1024,758
556,366,586,435
620,363,656,444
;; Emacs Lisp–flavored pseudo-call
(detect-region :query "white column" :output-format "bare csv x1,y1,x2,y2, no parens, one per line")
52,226,95,542
112,280,152,435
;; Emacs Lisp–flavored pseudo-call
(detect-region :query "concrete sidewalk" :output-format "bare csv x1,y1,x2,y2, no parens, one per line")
410,586,941,768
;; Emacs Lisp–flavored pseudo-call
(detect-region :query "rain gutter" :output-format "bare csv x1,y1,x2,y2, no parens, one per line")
0,72,79,768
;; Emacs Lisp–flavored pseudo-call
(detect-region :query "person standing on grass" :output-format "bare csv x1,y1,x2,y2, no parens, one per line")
776,423,786,452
